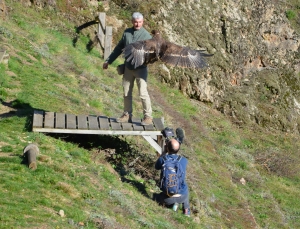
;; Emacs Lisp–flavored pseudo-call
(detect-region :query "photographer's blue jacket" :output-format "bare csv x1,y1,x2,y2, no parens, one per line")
155,154,189,195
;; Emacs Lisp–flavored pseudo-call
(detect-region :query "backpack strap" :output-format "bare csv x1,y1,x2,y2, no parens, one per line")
162,155,167,162
162,155,182,162
176,155,182,162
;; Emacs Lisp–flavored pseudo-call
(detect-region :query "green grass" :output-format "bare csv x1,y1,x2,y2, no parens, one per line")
286,10,297,20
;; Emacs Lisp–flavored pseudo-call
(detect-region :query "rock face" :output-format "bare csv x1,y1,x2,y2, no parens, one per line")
152,0,300,133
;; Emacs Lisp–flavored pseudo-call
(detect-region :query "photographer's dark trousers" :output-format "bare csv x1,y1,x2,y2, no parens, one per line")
155,192,190,210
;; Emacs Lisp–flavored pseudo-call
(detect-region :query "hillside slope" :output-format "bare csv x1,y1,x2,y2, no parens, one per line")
0,1,300,228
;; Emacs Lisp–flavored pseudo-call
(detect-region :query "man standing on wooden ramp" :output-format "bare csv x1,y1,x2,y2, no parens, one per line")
103,12,153,125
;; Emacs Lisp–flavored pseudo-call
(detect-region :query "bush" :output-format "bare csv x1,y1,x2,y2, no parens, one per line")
286,10,296,20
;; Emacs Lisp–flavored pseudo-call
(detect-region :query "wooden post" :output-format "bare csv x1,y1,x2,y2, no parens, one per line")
104,26,112,60
97,12,106,48
96,12,112,59
23,144,40,170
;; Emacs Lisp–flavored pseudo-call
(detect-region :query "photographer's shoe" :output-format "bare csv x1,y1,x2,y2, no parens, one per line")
116,112,132,123
141,116,153,125
176,127,185,144
172,202,179,211
183,208,191,217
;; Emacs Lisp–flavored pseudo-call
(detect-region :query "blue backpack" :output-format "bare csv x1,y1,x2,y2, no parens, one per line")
160,155,184,196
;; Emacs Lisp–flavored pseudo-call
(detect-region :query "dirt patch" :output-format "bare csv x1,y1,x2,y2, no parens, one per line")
0,141,8,147
0,152,14,157
148,84,208,148
5,71,17,77
26,53,38,62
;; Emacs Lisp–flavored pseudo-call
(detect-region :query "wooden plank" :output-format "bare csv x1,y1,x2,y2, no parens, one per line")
32,110,44,128
77,115,88,130
152,118,164,131
66,114,76,129
104,26,112,60
143,121,155,131
142,135,162,154
32,128,161,135
132,118,144,131
55,113,65,129
99,116,109,130
88,115,99,130
122,122,133,131
109,117,122,130
44,112,54,128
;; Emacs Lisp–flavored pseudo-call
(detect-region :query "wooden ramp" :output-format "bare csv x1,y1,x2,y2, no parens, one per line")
32,110,165,154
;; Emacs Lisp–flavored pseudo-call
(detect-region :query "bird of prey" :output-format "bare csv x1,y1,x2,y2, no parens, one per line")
123,30,213,69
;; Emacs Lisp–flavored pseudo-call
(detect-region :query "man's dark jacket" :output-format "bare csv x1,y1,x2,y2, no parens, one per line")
105,27,152,70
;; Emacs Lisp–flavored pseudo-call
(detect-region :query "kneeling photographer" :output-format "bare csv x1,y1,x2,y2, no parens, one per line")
154,127,191,217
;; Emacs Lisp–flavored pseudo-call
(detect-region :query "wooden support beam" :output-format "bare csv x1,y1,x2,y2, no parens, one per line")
142,135,162,154
32,127,162,136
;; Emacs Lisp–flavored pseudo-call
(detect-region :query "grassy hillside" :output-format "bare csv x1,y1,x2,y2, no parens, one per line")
1,1,300,228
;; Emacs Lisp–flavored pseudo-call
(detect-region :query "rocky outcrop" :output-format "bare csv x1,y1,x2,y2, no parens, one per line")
151,0,300,133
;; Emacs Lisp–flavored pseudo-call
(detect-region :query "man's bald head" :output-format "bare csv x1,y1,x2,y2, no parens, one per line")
167,138,180,154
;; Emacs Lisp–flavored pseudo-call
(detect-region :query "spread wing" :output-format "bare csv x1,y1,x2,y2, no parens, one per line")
160,41,213,69
123,40,158,69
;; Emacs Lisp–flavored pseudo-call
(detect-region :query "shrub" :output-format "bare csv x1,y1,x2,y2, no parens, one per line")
286,10,296,20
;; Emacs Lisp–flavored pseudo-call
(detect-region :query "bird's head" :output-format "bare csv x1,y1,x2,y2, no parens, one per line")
151,30,161,37
151,29,161,38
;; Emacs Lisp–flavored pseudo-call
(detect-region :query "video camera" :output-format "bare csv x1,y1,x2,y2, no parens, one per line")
161,127,184,145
